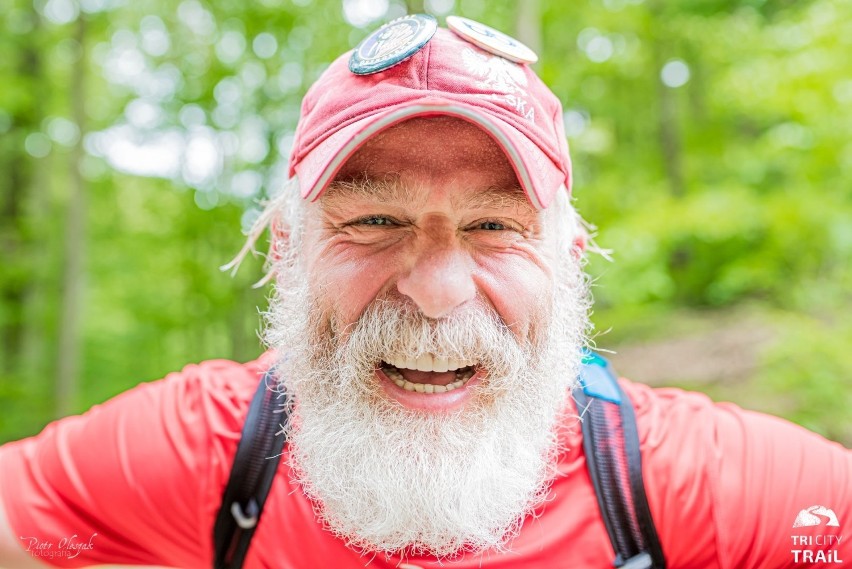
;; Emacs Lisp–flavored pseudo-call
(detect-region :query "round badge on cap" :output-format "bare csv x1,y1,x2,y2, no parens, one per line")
446,15,538,64
349,14,438,75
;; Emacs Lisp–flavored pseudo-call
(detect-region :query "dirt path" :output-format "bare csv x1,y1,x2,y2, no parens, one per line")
607,319,776,386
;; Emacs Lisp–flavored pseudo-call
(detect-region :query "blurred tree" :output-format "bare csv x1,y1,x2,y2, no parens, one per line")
0,2,42,377
515,0,542,61
56,13,88,416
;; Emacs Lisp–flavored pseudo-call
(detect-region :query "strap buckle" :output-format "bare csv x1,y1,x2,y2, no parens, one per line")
619,553,653,569
230,499,259,529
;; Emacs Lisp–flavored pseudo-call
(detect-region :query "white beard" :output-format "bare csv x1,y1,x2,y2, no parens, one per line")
264,250,591,558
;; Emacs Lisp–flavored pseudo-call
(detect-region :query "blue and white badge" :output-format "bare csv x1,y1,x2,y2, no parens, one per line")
349,14,438,75
446,15,538,64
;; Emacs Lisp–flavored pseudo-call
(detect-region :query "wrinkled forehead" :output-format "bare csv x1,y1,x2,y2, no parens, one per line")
322,174,533,218
326,116,527,206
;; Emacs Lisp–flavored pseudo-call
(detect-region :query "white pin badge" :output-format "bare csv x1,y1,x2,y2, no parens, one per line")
446,15,538,65
349,14,438,75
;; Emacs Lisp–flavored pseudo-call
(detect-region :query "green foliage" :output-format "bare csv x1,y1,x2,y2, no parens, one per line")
759,312,852,443
587,186,851,308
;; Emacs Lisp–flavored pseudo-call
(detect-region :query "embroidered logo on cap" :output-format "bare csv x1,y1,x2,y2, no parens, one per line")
461,47,534,121
349,14,438,75
447,15,538,64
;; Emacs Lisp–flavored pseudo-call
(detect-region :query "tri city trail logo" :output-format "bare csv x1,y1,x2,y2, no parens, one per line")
791,505,843,564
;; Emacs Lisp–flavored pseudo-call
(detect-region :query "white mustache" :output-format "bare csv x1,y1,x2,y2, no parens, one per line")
333,295,535,391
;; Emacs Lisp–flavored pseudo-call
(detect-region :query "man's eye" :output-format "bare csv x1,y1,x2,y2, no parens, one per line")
359,216,394,226
479,221,507,231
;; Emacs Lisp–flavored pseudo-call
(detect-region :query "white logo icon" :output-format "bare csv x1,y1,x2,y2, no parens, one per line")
793,505,841,528
461,48,534,121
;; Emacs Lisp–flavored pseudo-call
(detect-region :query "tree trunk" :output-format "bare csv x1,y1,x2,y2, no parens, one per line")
55,15,87,417
0,141,26,375
0,9,42,376
650,7,685,198
657,77,685,198
514,0,542,66
405,0,424,14
20,9,53,384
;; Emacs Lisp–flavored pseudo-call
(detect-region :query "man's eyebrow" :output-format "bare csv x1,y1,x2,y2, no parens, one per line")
322,177,534,213
452,185,533,213
321,176,423,208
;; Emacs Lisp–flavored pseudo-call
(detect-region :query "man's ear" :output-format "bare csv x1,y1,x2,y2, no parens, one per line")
268,218,290,267
571,228,588,260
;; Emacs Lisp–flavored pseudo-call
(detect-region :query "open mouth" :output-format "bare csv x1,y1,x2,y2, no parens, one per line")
380,355,477,394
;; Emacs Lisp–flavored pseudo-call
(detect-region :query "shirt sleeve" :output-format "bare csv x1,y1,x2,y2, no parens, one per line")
0,357,267,568
628,382,852,569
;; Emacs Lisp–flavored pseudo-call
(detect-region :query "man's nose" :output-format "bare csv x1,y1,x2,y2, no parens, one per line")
396,245,476,319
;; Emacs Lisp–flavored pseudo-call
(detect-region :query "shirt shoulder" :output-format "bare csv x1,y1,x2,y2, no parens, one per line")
621,379,851,569
0,352,275,568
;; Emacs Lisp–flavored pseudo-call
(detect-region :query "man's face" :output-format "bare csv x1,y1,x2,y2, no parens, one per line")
266,116,591,557
304,116,558,409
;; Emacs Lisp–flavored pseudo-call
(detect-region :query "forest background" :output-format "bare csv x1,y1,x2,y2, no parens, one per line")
1,0,850,445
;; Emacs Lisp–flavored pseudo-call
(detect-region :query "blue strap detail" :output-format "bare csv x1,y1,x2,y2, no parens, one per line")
579,349,622,405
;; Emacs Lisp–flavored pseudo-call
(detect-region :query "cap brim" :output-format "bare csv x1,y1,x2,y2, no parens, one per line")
293,99,568,210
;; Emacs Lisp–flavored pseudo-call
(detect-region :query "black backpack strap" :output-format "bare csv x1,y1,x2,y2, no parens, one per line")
574,351,666,569
213,369,290,569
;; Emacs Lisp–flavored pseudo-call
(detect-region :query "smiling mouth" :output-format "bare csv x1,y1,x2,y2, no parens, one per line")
380,355,478,394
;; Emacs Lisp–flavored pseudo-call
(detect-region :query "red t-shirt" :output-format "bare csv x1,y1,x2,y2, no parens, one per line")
1,354,850,568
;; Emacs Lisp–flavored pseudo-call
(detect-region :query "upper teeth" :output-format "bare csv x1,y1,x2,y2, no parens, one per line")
385,355,476,373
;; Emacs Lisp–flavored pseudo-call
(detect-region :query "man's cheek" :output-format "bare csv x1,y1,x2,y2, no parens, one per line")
313,259,397,320
475,267,551,334
321,278,373,326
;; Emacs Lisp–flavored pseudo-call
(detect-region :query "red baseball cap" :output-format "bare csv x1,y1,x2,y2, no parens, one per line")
288,19,572,210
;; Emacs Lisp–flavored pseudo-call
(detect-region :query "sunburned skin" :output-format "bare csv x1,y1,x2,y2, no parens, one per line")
301,116,559,411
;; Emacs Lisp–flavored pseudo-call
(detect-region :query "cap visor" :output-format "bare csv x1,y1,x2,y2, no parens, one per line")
294,100,566,210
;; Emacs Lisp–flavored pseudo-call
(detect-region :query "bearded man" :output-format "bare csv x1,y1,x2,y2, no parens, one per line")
0,15,850,569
